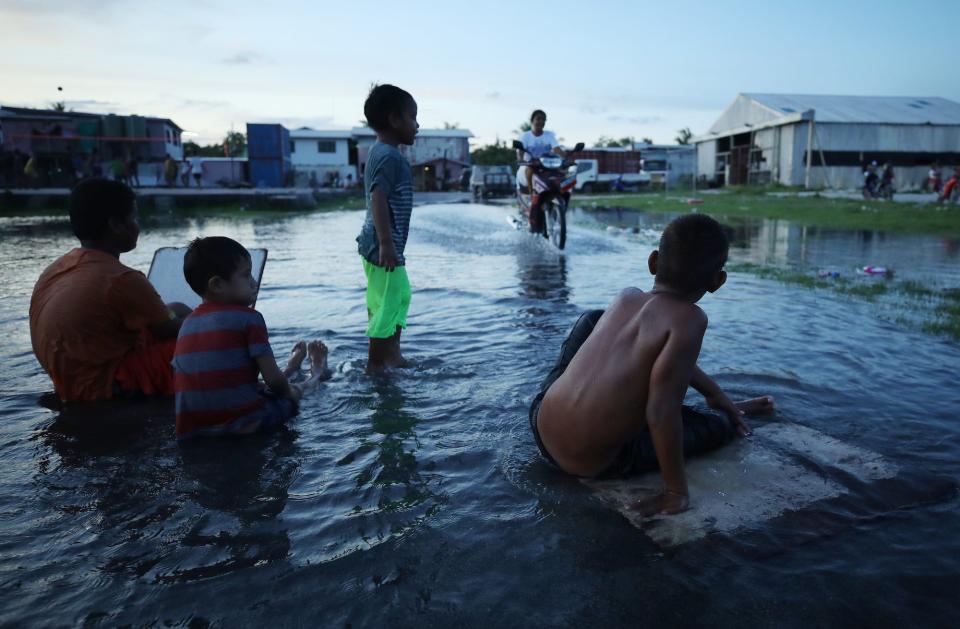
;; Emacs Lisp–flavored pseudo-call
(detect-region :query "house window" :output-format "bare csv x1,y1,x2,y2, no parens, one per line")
291,141,296,153
317,140,336,153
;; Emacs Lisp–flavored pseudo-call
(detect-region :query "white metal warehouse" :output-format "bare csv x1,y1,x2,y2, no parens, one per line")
693,93,960,189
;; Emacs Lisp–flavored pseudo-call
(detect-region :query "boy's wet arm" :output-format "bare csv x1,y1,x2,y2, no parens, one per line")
255,354,294,399
645,320,706,496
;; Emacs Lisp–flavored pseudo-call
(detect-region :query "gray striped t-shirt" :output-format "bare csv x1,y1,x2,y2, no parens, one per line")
357,142,414,266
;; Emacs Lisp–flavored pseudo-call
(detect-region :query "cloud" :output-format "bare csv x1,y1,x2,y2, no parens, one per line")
1,0,122,15
606,114,663,125
263,115,343,130
179,98,232,109
580,103,609,115
64,99,118,109
221,51,267,65
485,91,501,100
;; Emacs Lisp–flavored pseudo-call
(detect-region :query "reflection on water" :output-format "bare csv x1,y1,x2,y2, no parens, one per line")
577,206,960,287
1,203,959,626
516,249,569,304
354,379,439,538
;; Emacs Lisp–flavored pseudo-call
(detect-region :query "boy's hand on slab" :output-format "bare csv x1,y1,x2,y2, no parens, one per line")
706,392,751,437
631,490,690,517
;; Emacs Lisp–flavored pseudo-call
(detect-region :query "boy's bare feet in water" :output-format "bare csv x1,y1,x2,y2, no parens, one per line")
307,340,329,377
293,340,331,396
735,396,776,415
284,341,307,377
367,328,409,372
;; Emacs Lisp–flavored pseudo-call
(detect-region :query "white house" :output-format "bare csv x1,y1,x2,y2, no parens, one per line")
353,127,473,191
693,93,960,189
288,128,356,186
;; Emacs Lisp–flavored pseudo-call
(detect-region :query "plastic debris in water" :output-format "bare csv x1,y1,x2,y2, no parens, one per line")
862,266,892,276
817,270,841,278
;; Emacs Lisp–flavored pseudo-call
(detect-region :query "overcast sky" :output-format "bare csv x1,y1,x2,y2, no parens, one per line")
2,0,957,147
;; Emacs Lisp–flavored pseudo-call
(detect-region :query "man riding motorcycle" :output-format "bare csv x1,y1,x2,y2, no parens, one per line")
516,109,565,197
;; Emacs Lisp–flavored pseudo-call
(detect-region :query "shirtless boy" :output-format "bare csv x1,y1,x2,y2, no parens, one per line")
530,214,774,516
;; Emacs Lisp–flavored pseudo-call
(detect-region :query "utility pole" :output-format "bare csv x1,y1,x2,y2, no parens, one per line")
804,109,815,190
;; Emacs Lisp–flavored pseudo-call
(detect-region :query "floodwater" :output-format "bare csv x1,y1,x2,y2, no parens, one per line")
581,205,960,287
1,203,958,627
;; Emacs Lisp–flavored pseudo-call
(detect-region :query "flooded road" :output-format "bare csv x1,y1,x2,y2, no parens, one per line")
0,203,958,626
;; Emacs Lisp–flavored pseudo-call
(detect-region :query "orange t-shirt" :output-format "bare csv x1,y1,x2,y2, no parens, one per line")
29,248,171,401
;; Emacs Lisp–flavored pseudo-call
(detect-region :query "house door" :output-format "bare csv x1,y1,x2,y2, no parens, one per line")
729,146,749,185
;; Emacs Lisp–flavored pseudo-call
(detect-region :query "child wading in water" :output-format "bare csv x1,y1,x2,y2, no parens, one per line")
29,178,191,403
529,214,774,516
173,237,329,439
356,84,419,372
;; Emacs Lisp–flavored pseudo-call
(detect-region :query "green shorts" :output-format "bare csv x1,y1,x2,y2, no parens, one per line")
362,258,411,338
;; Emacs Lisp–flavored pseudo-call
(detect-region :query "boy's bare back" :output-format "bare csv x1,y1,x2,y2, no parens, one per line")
537,287,706,478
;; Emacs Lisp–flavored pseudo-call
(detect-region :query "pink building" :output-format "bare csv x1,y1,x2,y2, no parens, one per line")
0,105,182,186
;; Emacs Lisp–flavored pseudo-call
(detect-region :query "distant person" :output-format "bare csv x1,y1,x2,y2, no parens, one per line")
928,163,942,194
89,149,103,178
0,150,12,188
163,154,177,187
173,236,330,439
879,162,895,199
29,179,191,403
516,109,564,195
180,159,191,187
355,84,419,372
862,161,879,199
72,151,86,182
11,149,26,187
190,157,203,187
938,166,960,204
529,214,774,516
129,157,140,187
23,153,39,187
111,158,125,184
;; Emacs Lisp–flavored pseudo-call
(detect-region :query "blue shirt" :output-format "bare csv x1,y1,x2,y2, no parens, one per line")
357,142,414,266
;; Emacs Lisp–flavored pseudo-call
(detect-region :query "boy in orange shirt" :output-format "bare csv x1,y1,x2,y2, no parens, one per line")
30,178,190,403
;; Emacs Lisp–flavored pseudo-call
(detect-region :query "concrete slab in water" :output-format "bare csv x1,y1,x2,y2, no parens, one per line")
583,422,899,547
147,246,267,308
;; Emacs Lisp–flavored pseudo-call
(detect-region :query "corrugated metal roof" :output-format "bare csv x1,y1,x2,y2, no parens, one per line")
290,127,353,139
351,127,473,138
744,93,960,125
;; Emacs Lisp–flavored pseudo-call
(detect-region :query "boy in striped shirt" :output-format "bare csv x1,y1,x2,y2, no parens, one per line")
356,84,418,372
173,236,328,439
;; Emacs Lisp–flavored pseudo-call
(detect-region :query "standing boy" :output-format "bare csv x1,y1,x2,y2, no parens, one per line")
30,178,191,403
174,236,329,439
355,84,419,371
530,214,774,516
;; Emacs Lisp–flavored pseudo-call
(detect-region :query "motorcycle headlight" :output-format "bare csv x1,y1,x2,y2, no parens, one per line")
540,156,562,168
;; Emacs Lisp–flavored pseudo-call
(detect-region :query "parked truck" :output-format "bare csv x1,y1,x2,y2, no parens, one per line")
470,164,514,199
572,148,649,192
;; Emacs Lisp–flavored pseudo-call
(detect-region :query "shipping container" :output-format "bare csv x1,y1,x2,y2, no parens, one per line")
102,114,125,139
125,115,147,138
77,120,99,152
578,149,642,174
247,124,291,160
249,157,290,188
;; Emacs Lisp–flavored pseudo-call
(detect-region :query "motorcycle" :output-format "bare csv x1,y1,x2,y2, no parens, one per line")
512,140,585,250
